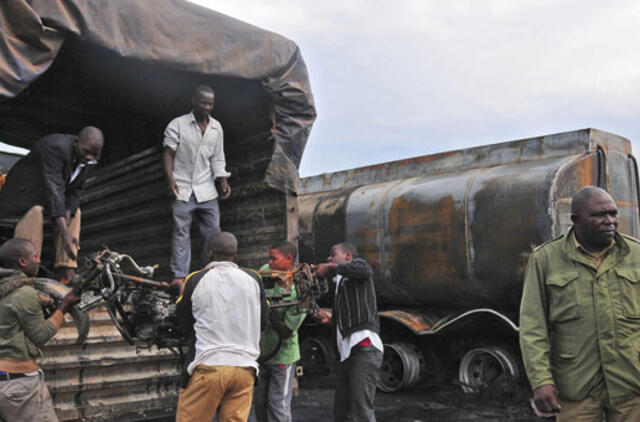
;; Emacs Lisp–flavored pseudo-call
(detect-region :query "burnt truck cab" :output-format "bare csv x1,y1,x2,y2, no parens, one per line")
0,1,315,420
298,129,640,393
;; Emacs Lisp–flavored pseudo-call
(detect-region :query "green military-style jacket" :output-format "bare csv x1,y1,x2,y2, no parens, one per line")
520,228,640,404
0,271,57,362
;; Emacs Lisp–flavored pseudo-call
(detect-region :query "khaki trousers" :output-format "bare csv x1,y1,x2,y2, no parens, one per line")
0,370,58,422
558,390,640,422
14,205,81,269
176,365,255,422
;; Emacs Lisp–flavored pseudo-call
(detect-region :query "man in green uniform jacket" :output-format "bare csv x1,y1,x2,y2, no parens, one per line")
253,241,307,422
520,186,640,421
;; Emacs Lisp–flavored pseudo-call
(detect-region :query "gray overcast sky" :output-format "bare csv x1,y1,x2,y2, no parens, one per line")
189,0,640,177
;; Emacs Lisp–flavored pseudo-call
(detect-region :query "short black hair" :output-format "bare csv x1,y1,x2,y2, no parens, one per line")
332,242,359,258
194,84,215,97
78,126,104,144
0,238,33,269
270,241,297,259
207,231,237,256
571,186,610,215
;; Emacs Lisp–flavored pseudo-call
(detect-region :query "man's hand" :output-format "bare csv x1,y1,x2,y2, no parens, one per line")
312,263,338,279
170,278,185,294
58,291,81,313
312,308,330,324
218,178,231,200
62,229,79,260
532,384,561,416
168,179,179,199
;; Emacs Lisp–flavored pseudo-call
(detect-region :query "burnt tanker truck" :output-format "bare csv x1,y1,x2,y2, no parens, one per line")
297,128,640,393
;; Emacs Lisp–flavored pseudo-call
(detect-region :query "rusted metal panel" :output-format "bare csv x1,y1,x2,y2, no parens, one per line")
299,128,632,195
378,309,518,335
299,129,639,319
298,188,358,264
341,158,568,309
42,307,180,421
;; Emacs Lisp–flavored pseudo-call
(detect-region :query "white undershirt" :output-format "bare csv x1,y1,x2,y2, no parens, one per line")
69,159,97,183
334,274,384,361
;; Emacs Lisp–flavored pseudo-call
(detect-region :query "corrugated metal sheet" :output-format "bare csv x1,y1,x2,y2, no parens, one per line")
42,307,180,421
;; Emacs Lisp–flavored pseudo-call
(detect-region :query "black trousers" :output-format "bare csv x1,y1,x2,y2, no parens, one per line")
333,345,383,422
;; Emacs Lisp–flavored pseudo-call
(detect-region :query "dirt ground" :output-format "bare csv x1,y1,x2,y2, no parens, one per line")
149,376,545,421
292,376,544,422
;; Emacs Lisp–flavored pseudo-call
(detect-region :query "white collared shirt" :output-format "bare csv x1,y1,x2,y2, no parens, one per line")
334,275,384,361
187,261,262,374
163,112,231,203
69,159,97,183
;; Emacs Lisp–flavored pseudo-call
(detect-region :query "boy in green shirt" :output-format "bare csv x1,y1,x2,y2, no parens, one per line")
253,242,307,422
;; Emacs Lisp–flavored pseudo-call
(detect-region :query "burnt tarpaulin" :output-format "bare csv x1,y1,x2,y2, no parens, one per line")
0,0,316,193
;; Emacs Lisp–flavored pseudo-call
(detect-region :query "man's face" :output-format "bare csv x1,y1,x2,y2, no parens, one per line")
574,191,618,250
268,249,293,271
192,91,215,120
74,138,103,165
19,243,40,277
327,245,350,265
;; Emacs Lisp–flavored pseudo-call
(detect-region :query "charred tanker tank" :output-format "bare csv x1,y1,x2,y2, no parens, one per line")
298,128,640,393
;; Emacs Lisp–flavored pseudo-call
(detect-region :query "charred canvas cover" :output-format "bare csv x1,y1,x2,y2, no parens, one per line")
0,0,316,192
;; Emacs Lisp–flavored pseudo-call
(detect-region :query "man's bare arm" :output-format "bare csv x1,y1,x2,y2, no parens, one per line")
163,147,179,198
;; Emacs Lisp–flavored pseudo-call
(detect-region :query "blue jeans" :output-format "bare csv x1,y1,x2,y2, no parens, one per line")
170,194,220,278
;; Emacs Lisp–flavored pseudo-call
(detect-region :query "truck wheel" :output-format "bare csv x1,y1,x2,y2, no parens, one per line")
377,342,425,393
300,336,336,377
458,346,520,394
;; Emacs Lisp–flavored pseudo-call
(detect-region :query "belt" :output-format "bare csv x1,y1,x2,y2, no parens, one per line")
0,371,28,381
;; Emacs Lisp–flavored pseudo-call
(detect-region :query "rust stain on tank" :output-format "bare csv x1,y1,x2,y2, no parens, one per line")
575,155,595,187
387,194,465,293
379,310,435,332
358,228,378,238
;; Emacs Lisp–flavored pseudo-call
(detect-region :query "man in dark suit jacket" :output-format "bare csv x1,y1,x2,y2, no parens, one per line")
0,127,104,282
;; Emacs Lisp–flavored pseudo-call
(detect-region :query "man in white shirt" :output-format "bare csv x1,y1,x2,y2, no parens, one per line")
175,231,268,422
163,85,231,286
314,243,383,422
